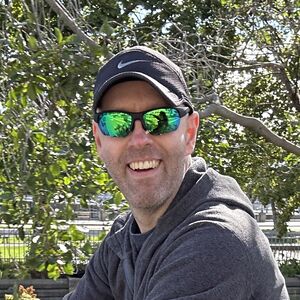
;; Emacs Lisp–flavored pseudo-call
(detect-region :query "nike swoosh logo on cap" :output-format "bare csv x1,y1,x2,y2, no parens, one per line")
117,59,149,69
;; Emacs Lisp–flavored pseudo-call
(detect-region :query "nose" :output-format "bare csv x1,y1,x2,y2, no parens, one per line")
128,120,153,147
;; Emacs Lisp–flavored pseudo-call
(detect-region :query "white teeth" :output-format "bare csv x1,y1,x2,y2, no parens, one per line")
129,160,159,170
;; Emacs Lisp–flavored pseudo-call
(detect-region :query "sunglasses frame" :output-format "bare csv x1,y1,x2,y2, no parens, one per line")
94,106,191,137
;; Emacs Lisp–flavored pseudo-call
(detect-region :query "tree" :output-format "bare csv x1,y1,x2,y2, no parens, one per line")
49,0,299,233
0,0,119,279
0,0,299,278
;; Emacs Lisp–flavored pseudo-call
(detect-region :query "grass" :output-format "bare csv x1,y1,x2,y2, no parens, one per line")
0,233,105,262
0,237,28,261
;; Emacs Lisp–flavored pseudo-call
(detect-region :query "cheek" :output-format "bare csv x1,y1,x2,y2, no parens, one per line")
178,124,189,144
174,131,194,156
99,139,125,164
164,132,186,153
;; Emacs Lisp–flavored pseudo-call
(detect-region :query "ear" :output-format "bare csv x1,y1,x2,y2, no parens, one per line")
184,112,199,155
92,121,103,159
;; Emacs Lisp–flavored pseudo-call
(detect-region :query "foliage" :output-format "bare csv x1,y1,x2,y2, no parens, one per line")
0,0,121,279
0,260,30,279
280,259,300,278
0,0,299,278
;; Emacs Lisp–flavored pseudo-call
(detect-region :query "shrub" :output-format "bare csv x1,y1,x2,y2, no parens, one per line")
280,259,300,277
5,284,40,300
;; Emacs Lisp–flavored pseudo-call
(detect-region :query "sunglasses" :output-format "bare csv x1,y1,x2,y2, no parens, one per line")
94,106,190,138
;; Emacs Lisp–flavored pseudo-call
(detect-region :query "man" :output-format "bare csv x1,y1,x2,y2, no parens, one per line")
64,46,288,299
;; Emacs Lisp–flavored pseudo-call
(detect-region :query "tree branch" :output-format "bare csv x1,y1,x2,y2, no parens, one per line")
190,57,299,114
44,0,99,49
215,59,300,111
198,103,300,156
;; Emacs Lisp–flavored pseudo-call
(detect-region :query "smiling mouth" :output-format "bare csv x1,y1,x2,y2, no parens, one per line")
129,160,160,171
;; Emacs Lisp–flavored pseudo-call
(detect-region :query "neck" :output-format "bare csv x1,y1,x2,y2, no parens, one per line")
131,198,173,233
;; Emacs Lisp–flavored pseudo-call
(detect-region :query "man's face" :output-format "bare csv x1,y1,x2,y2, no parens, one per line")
93,80,199,214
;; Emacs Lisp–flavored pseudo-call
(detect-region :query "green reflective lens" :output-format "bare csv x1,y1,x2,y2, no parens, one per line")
96,107,189,138
144,108,180,135
99,112,132,137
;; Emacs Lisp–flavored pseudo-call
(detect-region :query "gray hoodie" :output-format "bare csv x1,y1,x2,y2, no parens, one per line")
64,157,289,300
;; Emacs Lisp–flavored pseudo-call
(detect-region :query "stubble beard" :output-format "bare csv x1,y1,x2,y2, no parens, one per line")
106,154,188,213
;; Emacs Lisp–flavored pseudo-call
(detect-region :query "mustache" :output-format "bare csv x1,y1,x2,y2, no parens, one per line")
124,146,160,161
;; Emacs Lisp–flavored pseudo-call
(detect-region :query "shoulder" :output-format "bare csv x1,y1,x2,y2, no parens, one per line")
146,224,253,298
162,222,250,265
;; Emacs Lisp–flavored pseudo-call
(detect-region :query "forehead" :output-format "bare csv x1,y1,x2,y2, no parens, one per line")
100,80,168,111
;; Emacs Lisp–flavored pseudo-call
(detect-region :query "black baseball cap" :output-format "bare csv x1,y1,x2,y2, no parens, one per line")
93,46,194,112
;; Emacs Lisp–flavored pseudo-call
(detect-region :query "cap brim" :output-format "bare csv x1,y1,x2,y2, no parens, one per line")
93,71,186,110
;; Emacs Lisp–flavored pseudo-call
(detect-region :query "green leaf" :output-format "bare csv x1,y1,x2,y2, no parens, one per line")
36,263,46,272
36,75,47,83
114,191,123,206
54,27,63,44
63,177,71,185
20,94,27,107
27,83,37,100
69,225,85,241
64,34,76,45
50,164,61,177
65,203,74,219
100,19,114,36
5,98,13,109
0,191,13,200
8,89,17,101
82,240,93,255
28,35,38,50
32,131,47,143
63,262,74,275
47,263,60,279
